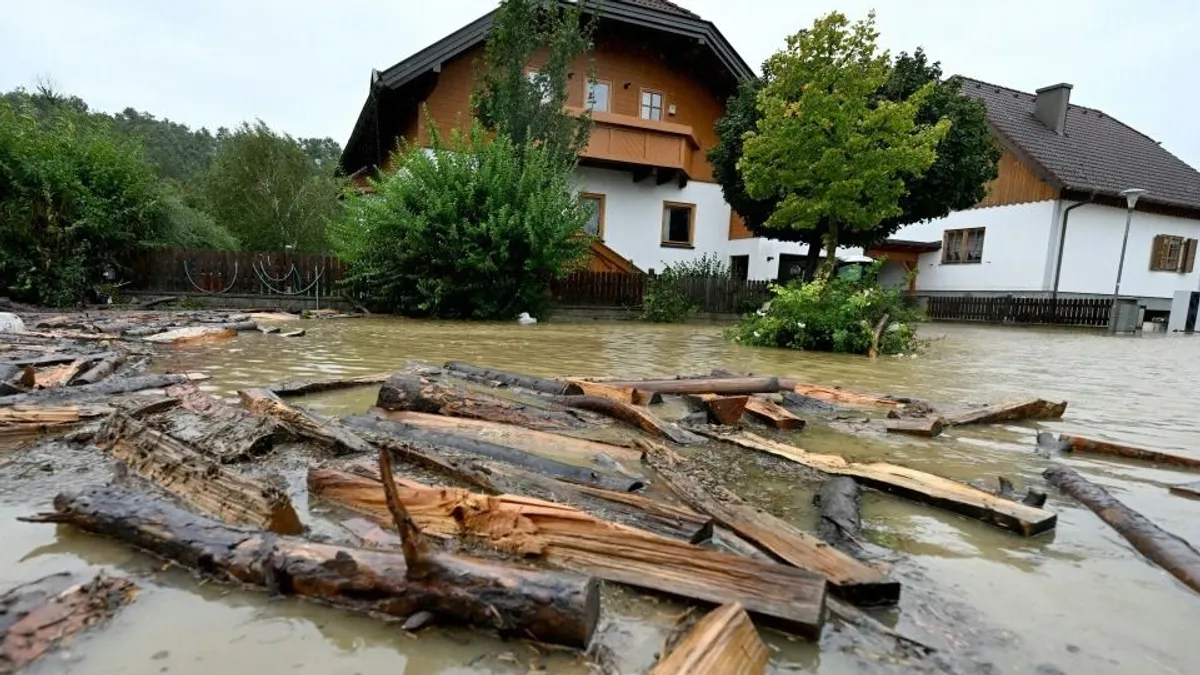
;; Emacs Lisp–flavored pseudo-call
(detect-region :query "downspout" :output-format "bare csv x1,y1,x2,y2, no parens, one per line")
1051,195,1095,301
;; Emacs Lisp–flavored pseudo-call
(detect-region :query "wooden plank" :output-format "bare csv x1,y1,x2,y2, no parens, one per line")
1059,434,1200,469
563,379,661,406
1170,482,1200,499
651,602,767,675
711,431,1057,537
946,399,1067,426
782,382,905,409
309,467,827,639
600,377,783,396
267,372,391,397
643,443,899,606
884,416,945,438
743,396,805,430
687,394,749,426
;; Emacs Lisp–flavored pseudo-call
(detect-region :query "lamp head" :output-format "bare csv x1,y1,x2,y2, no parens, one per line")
1119,188,1148,209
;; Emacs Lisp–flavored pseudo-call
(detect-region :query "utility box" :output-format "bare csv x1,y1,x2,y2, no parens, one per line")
1109,298,1141,333
1168,291,1200,333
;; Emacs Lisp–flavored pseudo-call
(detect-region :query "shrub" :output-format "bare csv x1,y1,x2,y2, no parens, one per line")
641,254,729,323
728,263,922,355
330,122,591,319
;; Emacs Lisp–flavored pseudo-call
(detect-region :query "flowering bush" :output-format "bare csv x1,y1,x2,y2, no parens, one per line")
727,263,923,355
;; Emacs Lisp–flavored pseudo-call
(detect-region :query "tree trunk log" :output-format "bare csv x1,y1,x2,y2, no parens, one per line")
547,395,703,445
309,467,827,639
815,477,867,558
0,373,208,407
442,361,570,395
72,355,126,386
154,384,289,463
0,572,138,673
1045,465,1200,594
884,416,944,438
95,412,303,534
651,602,767,675
946,399,1068,426
685,394,748,426
1058,434,1200,469
600,377,783,396
377,374,588,431
643,443,897,606
562,380,662,406
711,430,1057,537
0,405,109,447
24,487,599,648
743,396,805,430
267,372,391,397
239,388,374,455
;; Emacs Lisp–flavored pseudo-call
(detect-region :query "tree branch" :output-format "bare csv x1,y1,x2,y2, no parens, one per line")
378,447,432,578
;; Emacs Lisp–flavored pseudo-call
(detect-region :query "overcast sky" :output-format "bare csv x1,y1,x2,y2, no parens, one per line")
2,0,1198,167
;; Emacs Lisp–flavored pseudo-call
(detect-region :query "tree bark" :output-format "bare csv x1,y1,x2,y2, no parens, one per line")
1045,465,1200,594
442,361,570,395
0,572,138,673
599,377,783,396
95,412,303,535
815,477,867,558
0,405,109,446
377,374,588,431
1058,434,1200,469
267,372,391,397
642,443,898,606
154,384,289,463
945,399,1068,426
547,395,704,444
651,602,767,675
743,396,805,430
24,486,600,648
711,430,1057,537
309,467,827,639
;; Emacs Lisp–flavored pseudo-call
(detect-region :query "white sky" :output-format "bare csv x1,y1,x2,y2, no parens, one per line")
2,0,1198,167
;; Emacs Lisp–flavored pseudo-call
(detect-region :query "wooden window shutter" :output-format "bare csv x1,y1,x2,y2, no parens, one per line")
1184,238,1198,273
1149,235,1167,271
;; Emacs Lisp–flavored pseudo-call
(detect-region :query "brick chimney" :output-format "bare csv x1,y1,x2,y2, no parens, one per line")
1034,83,1073,135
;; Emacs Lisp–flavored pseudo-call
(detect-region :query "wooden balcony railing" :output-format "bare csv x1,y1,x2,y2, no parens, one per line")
570,109,699,179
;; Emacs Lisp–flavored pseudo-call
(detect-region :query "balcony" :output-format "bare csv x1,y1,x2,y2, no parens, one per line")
571,109,699,186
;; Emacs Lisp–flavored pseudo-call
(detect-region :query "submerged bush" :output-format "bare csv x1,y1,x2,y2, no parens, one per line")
728,264,922,355
641,254,729,323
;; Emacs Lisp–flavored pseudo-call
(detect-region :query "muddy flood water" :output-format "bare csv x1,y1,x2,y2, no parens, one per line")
4,318,1200,674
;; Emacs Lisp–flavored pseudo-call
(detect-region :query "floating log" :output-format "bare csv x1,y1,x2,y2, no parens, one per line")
946,399,1067,426
0,572,138,673
1045,465,1200,594
547,394,703,444
73,354,126,386
884,416,945,438
219,320,259,332
712,431,1057,536
562,379,661,406
267,372,391,397
239,387,374,455
643,443,897,605
24,486,599,648
378,374,586,431
1057,434,1200,469
815,477,867,558
280,329,306,338
442,361,569,395
743,396,805,430
342,414,644,492
686,394,748,426
155,384,289,463
95,412,303,534
310,467,827,638
651,602,767,675
601,377,783,396
0,373,209,407
142,326,237,344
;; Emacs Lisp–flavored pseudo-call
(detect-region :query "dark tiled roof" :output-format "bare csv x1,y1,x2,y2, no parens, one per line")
960,78,1200,211
620,0,698,18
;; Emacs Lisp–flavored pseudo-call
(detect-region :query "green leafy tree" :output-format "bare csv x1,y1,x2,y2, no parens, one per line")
110,108,219,184
473,0,594,167
200,121,344,252
331,123,590,318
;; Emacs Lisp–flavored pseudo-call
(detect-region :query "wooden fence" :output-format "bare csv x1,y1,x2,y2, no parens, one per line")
550,271,772,314
925,295,1112,327
128,248,346,298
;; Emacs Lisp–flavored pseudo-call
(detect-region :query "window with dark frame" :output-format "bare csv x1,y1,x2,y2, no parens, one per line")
661,202,694,246
586,80,611,113
730,255,749,281
580,193,605,238
1150,234,1198,273
942,227,985,264
641,90,663,121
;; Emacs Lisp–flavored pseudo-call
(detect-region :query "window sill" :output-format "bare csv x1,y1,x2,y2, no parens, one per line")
941,260,982,265
660,242,695,249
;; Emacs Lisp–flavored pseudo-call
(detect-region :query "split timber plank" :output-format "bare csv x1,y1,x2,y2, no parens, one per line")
95,412,303,534
562,380,662,406
743,396,805,430
782,382,905,409
309,467,827,639
946,399,1067,426
602,377,784,396
1058,434,1200,470
239,388,374,455
643,444,899,606
267,372,392,397
142,326,236,344
712,431,1057,537
686,394,749,426
651,602,767,675
548,394,704,445
156,384,290,463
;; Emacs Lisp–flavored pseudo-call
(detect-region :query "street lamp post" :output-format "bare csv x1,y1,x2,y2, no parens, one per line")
1109,188,1148,333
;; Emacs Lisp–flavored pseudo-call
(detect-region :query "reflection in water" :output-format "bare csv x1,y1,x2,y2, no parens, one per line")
9,320,1200,674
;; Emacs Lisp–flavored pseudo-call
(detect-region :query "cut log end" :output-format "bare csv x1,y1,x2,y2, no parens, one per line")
651,602,768,675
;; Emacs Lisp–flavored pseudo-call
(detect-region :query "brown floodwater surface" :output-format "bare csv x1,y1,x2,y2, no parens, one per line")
6,318,1200,674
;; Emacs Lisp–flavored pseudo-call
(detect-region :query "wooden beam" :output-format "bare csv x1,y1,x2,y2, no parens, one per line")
1058,434,1200,469
563,379,661,406
267,372,391,397
946,399,1067,426
711,431,1057,537
602,377,783,395
744,396,805,430
686,394,748,426
442,361,570,395
548,394,703,444
651,603,767,675
884,416,945,438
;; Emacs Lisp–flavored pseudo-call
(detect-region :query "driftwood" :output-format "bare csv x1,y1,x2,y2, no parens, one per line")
743,396,805,430
156,384,289,462
0,405,110,447
1045,465,1200,594
378,374,587,431
867,313,889,360
0,373,209,407
686,394,749,426
267,372,391,397
0,572,138,673
1058,434,1200,469
547,395,703,444
712,431,1057,536
24,486,599,648
239,388,374,455
644,444,897,605
1170,482,1200,499
815,477,867,558
780,381,908,409
601,377,783,396
342,414,644,492
280,329,306,338
884,416,945,438
95,412,303,534
946,399,1068,426
310,467,827,638
651,602,767,675
562,379,661,406
142,326,236,344
442,361,570,395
